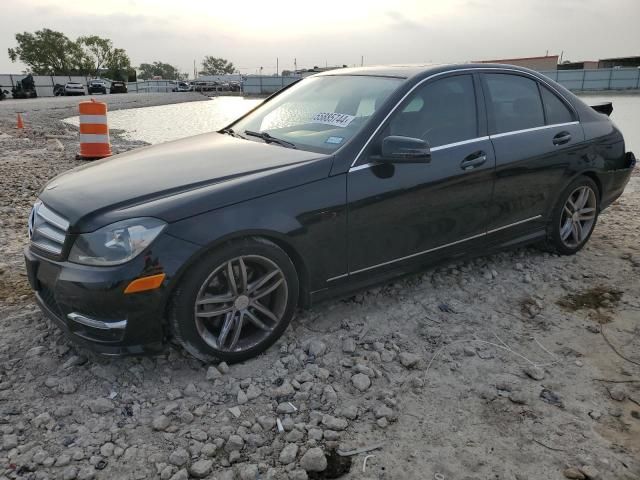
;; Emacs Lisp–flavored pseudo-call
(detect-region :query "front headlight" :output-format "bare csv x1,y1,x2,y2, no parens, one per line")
69,217,166,266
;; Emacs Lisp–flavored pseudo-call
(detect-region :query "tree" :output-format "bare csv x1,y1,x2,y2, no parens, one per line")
78,35,113,76
199,56,235,76
138,61,180,80
104,48,134,81
8,29,85,75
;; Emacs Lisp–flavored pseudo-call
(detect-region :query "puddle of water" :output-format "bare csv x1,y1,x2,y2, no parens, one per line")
64,97,261,144
63,93,640,153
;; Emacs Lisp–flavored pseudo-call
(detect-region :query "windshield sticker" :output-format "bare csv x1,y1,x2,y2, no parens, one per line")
325,136,344,145
311,112,355,128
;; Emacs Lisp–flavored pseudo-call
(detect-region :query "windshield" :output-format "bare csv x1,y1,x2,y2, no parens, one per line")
231,75,403,153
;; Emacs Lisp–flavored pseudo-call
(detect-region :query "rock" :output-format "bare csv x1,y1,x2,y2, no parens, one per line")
206,366,222,380
218,362,230,374
100,442,114,457
377,417,389,428
342,337,356,353
152,415,171,431
523,366,545,381
279,443,299,464
398,352,421,368
201,443,217,457
540,388,564,408
579,465,600,480
62,466,78,480
2,433,18,449
351,373,371,392
273,380,295,398
56,454,71,467
237,390,248,405
57,378,78,394
225,434,244,452
289,470,309,480
246,384,261,400
563,467,586,479
46,138,64,152
308,340,327,357
216,469,236,480
189,459,213,478
228,406,242,418
87,398,114,414
32,412,52,428
238,464,259,480
374,405,394,419
608,385,627,402
168,447,189,467
322,415,348,431
509,391,528,405
300,447,327,472
276,402,297,414
257,416,276,430
169,469,189,480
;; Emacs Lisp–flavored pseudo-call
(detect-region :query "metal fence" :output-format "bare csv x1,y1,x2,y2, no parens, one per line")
2,68,640,97
0,75,183,97
540,67,640,91
242,76,299,95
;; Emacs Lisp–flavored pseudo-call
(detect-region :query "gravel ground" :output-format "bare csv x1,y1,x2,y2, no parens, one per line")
0,95,639,480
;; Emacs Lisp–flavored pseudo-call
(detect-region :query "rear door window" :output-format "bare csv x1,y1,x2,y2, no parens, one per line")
483,73,545,134
540,85,575,125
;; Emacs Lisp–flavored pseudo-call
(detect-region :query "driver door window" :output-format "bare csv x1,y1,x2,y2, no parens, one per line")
386,75,478,148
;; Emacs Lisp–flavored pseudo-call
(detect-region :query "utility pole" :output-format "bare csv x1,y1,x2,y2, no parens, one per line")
276,57,279,76
294,58,297,74
361,55,364,67
193,59,196,80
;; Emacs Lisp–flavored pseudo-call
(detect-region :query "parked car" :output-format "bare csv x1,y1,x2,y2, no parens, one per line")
110,81,128,94
88,79,107,94
172,81,192,92
64,82,85,96
24,64,635,361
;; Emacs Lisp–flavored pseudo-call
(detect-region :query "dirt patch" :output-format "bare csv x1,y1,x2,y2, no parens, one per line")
557,286,623,322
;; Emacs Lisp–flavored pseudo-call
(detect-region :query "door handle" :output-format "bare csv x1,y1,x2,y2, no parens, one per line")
460,151,487,170
553,131,572,146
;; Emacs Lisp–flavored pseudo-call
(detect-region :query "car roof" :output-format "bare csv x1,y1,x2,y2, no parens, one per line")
315,63,544,80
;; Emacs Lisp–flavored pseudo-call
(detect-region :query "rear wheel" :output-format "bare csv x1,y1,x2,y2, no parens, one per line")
545,176,599,255
169,238,299,362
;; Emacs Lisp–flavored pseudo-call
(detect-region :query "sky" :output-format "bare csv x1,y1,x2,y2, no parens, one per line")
2,0,639,75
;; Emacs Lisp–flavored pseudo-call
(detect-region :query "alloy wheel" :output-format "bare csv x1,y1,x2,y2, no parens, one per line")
559,185,597,248
193,255,288,353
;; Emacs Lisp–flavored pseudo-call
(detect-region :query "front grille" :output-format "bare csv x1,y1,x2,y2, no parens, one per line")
29,201,69,256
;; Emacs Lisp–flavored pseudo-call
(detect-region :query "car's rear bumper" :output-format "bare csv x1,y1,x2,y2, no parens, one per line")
600,151,636,210
23,233,201,356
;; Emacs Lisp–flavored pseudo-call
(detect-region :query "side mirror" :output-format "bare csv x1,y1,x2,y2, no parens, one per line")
380,136,431,163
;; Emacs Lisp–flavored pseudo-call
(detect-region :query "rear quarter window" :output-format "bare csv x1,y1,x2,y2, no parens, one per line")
540,85,575,125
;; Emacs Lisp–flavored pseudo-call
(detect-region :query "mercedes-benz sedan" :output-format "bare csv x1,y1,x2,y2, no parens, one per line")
25,64,635,362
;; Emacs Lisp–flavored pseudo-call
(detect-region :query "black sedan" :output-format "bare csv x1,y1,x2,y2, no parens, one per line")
109,81,128,94
25,64,635,361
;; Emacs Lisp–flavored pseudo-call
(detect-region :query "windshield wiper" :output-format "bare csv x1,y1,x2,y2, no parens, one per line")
219,127,246,139
244,130,297,149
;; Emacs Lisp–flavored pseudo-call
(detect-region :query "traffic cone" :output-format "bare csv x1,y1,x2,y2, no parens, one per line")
16,113,24,129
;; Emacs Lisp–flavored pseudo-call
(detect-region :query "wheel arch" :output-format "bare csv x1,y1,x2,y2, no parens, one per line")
163,229,311,313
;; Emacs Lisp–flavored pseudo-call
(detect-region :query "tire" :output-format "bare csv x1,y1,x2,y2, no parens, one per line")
169,237,299,363
544,176,599,255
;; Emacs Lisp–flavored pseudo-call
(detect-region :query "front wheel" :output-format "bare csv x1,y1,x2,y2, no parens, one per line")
169,238,299,363
545,176,599,255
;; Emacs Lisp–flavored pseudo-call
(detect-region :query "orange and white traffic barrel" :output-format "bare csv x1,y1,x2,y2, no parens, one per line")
77,99,112,160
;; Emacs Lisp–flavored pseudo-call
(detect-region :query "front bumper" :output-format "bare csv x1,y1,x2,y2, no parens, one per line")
24,233,201,355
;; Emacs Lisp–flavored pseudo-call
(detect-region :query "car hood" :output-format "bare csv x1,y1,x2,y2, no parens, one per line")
40,132,332,232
